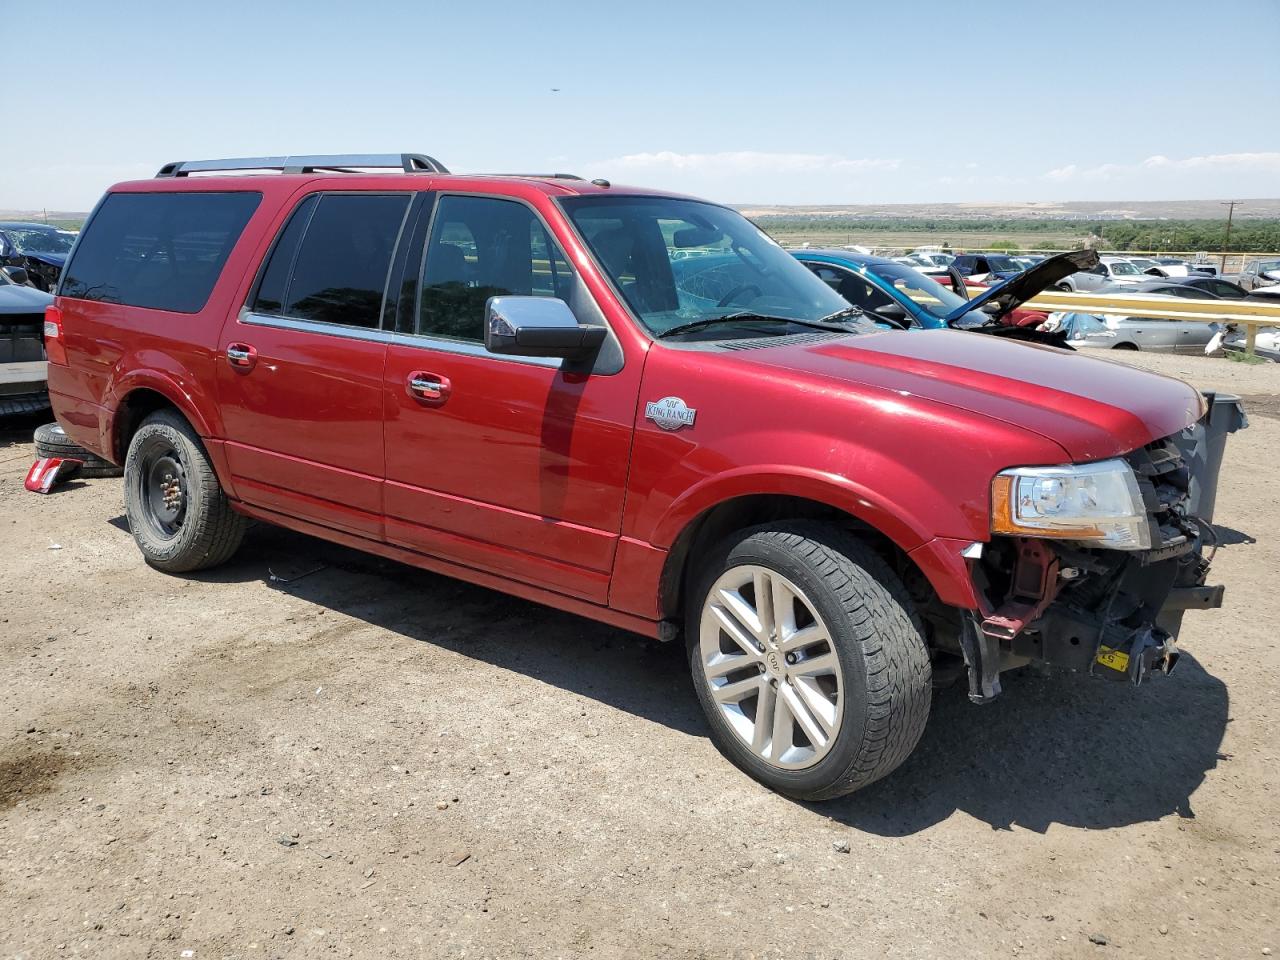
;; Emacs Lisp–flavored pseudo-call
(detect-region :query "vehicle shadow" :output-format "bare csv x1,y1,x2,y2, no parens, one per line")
144,520,1229,836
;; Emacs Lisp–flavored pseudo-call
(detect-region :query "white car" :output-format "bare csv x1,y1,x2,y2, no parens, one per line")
1223,326,1280,361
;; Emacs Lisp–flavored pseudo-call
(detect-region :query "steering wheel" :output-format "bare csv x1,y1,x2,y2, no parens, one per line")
717,284,763,308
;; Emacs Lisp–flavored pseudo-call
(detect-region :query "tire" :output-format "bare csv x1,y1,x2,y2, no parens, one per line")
1055,282,1072,292
1111,342,1140,351
687,522,931,801
33,422,123,478
123,409,247,573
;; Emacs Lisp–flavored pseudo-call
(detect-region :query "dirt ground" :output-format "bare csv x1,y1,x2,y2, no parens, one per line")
1,352,1277,960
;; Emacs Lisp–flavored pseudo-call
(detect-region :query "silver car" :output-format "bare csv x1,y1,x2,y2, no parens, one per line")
1238,258,1280,292
1051,311,1222,353
1055,256,1152,292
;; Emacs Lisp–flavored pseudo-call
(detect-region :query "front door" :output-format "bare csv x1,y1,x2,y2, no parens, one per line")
382,193,640,603
217,191,412,537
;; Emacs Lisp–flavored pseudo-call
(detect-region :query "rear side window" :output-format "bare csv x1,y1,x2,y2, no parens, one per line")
61,192,260,312
252,193,409,329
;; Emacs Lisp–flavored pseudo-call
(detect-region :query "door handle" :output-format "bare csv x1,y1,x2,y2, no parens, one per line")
407,371,451,405
226,342,258,370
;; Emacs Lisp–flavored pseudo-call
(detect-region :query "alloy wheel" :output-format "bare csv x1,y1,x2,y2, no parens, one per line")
698,564,844,769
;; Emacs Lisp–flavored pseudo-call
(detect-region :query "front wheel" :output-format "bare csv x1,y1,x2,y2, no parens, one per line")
124,409,247,573
688,523,931,801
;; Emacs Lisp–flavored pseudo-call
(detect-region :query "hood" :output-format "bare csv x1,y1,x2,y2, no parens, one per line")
21,251,67,268
943,249,1100,324
743,328,1203,462
0,282,55,314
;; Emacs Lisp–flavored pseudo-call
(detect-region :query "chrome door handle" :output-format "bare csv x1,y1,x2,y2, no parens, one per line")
227,347,251,362
406,371,452,404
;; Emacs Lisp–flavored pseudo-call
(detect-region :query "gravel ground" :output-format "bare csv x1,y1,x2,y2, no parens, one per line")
1,351,1277,960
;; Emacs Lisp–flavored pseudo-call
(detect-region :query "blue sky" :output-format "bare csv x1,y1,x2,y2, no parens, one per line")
3,0,1278,210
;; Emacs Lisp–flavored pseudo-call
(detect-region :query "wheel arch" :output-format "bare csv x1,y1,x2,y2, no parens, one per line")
109,378,213,463
656,491,943,627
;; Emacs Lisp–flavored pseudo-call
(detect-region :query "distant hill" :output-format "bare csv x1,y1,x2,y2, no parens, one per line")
736,199,1280,221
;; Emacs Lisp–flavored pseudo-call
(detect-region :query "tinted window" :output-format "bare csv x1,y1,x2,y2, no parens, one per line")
61,192,260,312
1209,280,1245,299
418,195,576,342
280,194,409,329
251,195,319,315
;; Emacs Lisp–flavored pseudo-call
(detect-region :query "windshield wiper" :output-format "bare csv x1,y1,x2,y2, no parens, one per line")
819,306,868,325
656,312,856,340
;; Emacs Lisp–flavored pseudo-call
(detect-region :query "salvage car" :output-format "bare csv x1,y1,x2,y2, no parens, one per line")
1238,258,1280,291
1122,276,1256,300
1054,255,1153,292
1048,310,1222,353
791,248,1097,332
0,266,52,417
0,222,76,292
947,252,1023,282
45,153,1234,800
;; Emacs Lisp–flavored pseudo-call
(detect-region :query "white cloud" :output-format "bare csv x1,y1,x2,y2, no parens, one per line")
597,150,900,176
1044,152,1280,183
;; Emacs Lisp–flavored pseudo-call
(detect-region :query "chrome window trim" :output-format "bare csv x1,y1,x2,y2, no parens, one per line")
238,310,562,368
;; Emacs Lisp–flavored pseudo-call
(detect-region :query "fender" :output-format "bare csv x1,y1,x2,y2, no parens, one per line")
105,353,223,455
651,464,935,555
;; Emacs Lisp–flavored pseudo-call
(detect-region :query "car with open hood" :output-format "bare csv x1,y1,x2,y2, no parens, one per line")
45,153,1235,801
0,222,76,292
793,247,1098,343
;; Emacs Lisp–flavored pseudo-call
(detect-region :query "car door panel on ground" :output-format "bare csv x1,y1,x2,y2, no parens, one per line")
216,191,412,538
381,193,641,604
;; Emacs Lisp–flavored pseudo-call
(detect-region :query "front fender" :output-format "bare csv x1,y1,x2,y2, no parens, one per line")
650,464,934,555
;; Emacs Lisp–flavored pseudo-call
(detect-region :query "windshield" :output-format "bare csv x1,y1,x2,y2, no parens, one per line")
1259,259,1280,274
986,256,1020,273
1109,260,1140,276
6,228,75,255
560,196,864,338
1128,258,1157,269
860,261,972,319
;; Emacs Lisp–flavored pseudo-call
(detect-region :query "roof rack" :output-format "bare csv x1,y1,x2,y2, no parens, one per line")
487,173,585,181
155,153,450,178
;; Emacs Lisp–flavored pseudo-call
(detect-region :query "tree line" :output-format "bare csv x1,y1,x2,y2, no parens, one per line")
751,216,1280,252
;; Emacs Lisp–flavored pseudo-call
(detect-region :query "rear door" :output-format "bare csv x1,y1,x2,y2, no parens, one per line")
380,193,640,603
216,191,413,538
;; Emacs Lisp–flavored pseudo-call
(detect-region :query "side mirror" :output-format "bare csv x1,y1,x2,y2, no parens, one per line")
2,266,30,286
874,301,909,323
484,296,607,360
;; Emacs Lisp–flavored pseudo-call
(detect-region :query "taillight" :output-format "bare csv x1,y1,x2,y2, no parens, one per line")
44,304,68,365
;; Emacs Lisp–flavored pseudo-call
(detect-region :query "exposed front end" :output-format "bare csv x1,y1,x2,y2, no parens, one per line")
955,394,1246,703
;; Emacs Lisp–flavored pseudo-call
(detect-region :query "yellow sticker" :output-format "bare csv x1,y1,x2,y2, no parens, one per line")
1095,646,1130,672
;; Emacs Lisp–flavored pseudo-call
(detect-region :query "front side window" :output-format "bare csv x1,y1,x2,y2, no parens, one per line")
417,195,577,342
257,193,409,329
61,191,261,312
561,196,855,339
1109,261,1140,276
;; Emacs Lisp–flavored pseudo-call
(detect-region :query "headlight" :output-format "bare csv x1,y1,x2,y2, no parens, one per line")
991,459,1151,550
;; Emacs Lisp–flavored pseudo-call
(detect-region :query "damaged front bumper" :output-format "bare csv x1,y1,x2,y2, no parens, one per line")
957,394,1246,704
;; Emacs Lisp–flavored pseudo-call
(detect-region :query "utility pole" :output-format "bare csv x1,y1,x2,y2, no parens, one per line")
1221,200,1241,273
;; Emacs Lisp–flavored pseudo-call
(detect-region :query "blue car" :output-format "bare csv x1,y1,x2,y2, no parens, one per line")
791,250,992,329
790,249,1097,334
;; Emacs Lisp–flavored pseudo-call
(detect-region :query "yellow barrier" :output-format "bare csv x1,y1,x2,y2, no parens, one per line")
1019,290,1280,355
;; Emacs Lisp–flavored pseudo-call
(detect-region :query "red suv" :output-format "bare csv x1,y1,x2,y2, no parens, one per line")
46,154,1229,800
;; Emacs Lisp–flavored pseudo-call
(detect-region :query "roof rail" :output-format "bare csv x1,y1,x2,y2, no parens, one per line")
155,153,450,178
485,173,585,181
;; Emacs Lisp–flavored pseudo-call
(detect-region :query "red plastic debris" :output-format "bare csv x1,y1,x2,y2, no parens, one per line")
24,457,84,494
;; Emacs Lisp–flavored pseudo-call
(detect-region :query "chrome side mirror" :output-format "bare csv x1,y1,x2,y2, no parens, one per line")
484,296,607,360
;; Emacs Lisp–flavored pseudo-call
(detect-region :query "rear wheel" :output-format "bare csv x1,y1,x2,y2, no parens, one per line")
687,522,931,801
123,409,246,572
